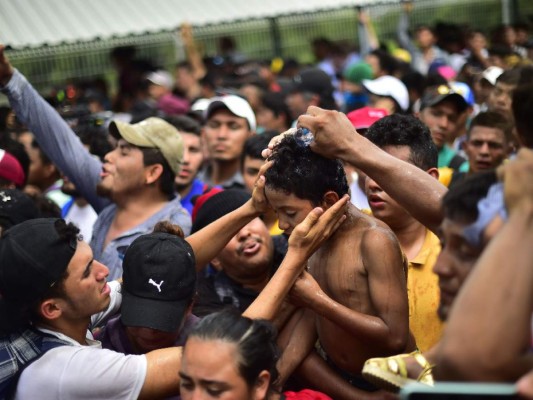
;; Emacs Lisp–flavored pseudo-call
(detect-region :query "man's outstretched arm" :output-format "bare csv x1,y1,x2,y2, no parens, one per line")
298,107,446,234
0,45,108,212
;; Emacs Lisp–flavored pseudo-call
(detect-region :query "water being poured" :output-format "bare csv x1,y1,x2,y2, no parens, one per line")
294,127,314,147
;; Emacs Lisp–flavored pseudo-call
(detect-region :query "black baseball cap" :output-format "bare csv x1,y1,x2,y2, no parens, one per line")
290,68,335,98
121,232,196,333
420,85,469,113
0,218,78,303
191,189,251,234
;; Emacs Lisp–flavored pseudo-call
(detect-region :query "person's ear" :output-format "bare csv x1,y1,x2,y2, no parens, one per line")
253,370,271,400
210,258,223,271
321,191,340,209
426,167,440,180
39,298,63,321
144,164,164,185
310,94,321,107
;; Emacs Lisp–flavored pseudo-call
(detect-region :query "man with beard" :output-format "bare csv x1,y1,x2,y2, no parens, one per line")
60,122,113,242
0,45,191,280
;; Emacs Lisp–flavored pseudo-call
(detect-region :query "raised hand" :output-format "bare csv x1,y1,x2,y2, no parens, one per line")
0,45,15,86
298,106,362,160
250,160,273,215
499,148,533,215
261,127,297,159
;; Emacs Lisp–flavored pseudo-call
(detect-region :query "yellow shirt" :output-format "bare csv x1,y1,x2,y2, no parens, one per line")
362,209,443,351
408,229,444,352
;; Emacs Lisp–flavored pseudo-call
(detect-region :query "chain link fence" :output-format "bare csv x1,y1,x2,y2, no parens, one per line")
5,0,533,95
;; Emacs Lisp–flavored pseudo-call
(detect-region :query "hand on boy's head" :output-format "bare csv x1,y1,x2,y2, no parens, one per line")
288,194,349,257
499,148,533,215
0,45,15,86
298,106,361,160
250,160,273,214
261,128,297,159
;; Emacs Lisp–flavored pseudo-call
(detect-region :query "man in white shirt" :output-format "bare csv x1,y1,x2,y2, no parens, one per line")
0,218,182,399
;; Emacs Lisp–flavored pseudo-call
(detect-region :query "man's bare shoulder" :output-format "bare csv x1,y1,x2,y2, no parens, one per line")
357,215,407,274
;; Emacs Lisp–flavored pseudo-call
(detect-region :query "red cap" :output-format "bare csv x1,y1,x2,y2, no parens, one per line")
0,149,25,187
346,107,388,130
191,187,224,222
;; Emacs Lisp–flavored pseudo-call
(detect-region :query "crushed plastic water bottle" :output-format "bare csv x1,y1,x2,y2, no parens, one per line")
294,127,314,147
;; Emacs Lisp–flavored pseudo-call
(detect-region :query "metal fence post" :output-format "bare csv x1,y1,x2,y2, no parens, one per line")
269,17,282,58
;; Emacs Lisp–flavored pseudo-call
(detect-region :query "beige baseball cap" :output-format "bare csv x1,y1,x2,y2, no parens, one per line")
109,117,183,175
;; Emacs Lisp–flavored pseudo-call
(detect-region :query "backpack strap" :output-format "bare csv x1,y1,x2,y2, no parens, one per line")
0,330,70,400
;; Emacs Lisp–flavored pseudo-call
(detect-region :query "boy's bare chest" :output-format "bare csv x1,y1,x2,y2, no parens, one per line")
309,244,369,305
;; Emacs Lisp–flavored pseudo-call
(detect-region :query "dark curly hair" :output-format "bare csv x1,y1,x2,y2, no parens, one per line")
265,135,348,205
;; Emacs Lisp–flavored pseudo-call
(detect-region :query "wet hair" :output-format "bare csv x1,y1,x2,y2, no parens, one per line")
163,115,202,136
241,130,278,169
365,114,437,170
265,135,349,206
186,310,279,391
139,147,175,199
442,171,498,224
467,111,513,143
0,220,79,335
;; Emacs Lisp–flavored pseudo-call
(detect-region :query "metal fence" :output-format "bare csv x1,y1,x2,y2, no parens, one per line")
4,0,532,95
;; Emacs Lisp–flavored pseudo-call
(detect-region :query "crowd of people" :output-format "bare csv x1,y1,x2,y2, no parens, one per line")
0,3,533,399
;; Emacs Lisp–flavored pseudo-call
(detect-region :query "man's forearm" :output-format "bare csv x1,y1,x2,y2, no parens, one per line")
243,249,308,321
343,138,446,233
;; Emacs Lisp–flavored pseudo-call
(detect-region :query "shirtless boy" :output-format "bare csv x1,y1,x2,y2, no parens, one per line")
264,135,411,391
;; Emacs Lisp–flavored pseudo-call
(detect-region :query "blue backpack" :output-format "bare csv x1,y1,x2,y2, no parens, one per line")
0,329,70,399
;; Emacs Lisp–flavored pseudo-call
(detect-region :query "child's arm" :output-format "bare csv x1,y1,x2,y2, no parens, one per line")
289,228,409,353
276,308,317,387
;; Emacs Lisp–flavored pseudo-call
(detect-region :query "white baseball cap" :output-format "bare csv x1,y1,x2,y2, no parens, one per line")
205,95,256,131
481,66,504,86
145,70,174,90
362,75,409,111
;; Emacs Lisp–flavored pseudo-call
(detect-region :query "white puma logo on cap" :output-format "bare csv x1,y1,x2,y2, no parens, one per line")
148,279,164,292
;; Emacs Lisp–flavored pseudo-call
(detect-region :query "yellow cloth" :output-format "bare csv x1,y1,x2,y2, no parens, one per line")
407,229,444,352
269,221,284,236
438,167,453,187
